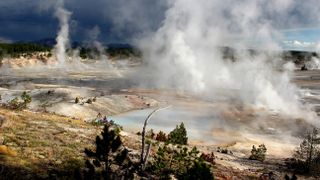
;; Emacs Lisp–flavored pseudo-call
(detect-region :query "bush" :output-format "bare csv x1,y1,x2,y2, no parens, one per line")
84,125,135,179
249,144,267,162
75,97,79,104
177,160,214,180
86,98,93,104
150,145,214,179
168,123,188,145
21,91,32,105
6,91,32,110
155,131,167,142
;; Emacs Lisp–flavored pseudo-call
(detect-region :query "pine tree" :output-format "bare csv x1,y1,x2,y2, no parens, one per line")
294,128,320,174
84,125,133,179
249,144,267,162
168,122,188,145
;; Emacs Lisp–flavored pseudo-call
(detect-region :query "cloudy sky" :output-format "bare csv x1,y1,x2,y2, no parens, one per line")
0,0,167,43
0,0,319,50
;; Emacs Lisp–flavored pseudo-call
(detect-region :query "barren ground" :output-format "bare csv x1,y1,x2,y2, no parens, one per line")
0,63,319,179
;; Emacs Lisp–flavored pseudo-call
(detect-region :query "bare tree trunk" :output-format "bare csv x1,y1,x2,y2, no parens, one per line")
140,106,171,166
142,143,152,169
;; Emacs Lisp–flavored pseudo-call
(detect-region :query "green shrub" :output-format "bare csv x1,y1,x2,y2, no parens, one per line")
168,122,188,145
177,160,214,180
249,144,267,162
150,145,214,179
21,91,32,105
7,91,32,110
84,125,135,179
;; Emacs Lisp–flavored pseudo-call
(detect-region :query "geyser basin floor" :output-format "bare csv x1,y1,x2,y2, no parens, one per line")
0,67,319,158
111,94,302,158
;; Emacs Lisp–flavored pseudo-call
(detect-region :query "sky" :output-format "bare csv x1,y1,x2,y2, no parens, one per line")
0,0,320,51
0,0,167,43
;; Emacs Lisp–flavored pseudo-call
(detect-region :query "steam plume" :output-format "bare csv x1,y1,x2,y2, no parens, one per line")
54,1,71,64
137,0,317,121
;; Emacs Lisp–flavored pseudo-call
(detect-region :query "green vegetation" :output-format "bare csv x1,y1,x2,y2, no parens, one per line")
249,144,267,162
107,46,141,58
84,124,134,179
84,121,214,179
79,46,141,59
150,145,214,179
0,43,51,58
0,42,140,60
168,122,188,145
6,91,32,110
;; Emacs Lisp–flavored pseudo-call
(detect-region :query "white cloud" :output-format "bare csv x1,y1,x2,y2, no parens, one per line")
283,40,316,49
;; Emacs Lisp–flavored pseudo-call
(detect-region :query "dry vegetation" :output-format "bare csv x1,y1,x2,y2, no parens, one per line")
0,107,100,179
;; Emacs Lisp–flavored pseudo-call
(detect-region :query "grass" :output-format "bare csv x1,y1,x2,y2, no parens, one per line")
0,107,101,179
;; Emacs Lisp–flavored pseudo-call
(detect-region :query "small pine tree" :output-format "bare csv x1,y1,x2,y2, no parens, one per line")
155,131,167,142
291,128,320,174
84,125,134,179
7,91,32,110
21,91,31,108
249,144,267,162
168,123,188,145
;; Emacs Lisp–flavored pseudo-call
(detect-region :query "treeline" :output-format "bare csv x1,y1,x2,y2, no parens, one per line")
0,43,51,58
219,46,319,64
0,42,141,59
79,46,141,59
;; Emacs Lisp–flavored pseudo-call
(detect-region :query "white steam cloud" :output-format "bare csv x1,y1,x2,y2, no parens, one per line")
137,0,317,121
87,26,108,62
54,0,71,64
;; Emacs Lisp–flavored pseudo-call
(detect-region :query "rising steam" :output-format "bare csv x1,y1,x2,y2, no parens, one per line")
137,0,317,121
54,1,71,64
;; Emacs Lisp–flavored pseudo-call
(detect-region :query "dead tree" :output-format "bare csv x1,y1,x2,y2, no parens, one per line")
140,106,171,169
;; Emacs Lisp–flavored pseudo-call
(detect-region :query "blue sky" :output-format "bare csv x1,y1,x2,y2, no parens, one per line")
281,28,320,51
